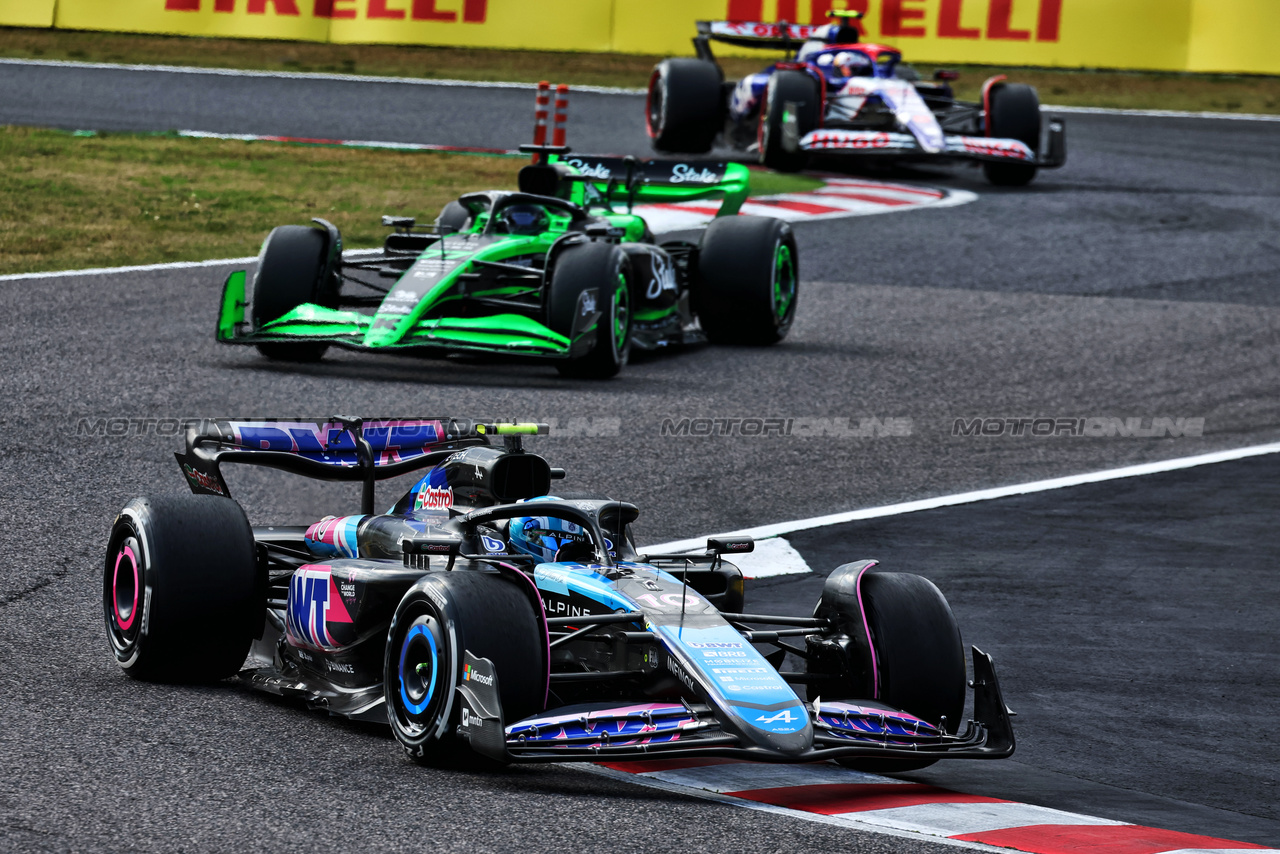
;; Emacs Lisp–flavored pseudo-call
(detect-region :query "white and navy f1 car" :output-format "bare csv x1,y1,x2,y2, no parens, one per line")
103,417,1014,769
648,11,1066,185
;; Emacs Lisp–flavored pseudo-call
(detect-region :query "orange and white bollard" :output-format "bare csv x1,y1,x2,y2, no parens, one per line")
552,84,569,148
533,80,551,147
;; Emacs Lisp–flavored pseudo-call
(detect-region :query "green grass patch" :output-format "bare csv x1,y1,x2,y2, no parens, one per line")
0,127,815,276
0,127,519,275
3,25,1279,114
748,170,825,196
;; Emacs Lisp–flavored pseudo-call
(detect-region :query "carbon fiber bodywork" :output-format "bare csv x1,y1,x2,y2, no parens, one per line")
126,417,1016,766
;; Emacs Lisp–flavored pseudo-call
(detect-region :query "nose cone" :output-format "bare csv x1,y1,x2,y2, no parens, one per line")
363,313,409,348
656,623,814,755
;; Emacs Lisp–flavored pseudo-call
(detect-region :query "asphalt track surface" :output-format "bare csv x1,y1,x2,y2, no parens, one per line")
1,61,1279,851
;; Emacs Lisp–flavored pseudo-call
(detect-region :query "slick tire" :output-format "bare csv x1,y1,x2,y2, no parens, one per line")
983,83,1041,187
103,495,259,682
647,58,723,154
548,241,632,379
385,571,546,766
696,216,798,345
836,571,967,773
252,224,338,362
759,70,820,173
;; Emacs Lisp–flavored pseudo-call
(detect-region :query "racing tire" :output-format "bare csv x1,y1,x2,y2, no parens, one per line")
251,224,338,362
983,83,1041,187
695,216,798,345
759,70,820,173
830,571,967,773
647,59,723,154
548,241,632,379
103,495,259,683
384,570,546,766
436,200,472,234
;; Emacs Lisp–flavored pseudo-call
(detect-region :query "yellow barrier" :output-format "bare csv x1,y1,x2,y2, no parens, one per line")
54,0,331,41
0,0,56,28
30,0,1280,75
328,1,613,52
616,0,1195,71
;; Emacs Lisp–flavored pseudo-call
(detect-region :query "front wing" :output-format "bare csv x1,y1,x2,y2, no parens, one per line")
217,270,596,360
797,118,1067,168
458,646,1016,764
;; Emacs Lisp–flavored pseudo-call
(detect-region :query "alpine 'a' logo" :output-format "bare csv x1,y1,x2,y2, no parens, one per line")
756,709,796,724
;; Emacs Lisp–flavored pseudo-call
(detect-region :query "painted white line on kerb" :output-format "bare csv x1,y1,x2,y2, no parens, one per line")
578,764,1012,853
4,58,1279,122
644,441,1280,553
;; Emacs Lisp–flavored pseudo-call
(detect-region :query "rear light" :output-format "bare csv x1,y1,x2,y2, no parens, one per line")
934,69,961,81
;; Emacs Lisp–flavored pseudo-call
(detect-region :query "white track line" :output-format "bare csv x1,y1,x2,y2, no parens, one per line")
644,441,1280,552
0,56,641,95
1043,103,1280,122
0,248,384,283
4,57,1279,122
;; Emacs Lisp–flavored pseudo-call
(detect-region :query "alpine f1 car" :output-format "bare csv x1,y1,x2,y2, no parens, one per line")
217,145,798,379
648,11,1066,185
103,417,1015,770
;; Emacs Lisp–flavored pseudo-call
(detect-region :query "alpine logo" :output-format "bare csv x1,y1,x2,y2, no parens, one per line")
756,708,797,724
414,485,454,510
286,566,353,650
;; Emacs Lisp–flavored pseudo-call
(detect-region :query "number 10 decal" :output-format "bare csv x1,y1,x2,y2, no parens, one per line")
635,592,698,609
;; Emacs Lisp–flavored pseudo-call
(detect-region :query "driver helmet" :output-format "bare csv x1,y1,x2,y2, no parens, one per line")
497,203,549,236
508,506,594,563
834,50,869,77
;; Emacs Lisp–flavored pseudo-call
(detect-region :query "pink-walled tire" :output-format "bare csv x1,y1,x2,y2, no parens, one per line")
103,494,258,682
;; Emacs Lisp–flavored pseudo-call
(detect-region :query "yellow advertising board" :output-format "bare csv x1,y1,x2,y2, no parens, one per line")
55,0,333,42
327,0,613,52
0,0,57,28
614,0,1194,72
1187,0,1280,75
36,0,1280,76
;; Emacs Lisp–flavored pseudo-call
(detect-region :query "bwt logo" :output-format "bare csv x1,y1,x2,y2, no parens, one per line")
725,0,1062,43
165,0,488,23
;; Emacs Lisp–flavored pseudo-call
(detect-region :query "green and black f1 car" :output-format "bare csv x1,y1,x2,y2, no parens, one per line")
217,149,799,378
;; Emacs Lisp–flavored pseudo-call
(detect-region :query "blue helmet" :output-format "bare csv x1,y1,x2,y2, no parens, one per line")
507,500,597,563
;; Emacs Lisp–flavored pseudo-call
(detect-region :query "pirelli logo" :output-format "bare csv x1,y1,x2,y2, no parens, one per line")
163,0,488,22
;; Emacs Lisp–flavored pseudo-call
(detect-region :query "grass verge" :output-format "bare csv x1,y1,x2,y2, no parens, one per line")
0,127,822,276
3,25,1279,113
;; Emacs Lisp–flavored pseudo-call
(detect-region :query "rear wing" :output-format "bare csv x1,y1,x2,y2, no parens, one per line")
555,154,750,216
697,19,825,50
175,418,542,511
519,83,750,217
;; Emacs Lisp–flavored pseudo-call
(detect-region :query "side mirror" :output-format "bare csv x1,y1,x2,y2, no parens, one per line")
403,537,461,557
707,536,754,554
